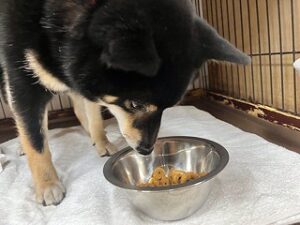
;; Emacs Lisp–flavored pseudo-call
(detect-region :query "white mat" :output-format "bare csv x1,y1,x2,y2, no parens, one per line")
0,106,299,225
0,147,6,174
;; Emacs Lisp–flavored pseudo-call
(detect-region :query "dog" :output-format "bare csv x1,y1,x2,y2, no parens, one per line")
0,0,250,206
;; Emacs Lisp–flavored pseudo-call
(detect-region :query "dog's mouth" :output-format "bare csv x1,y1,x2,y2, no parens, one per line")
136,146,154,155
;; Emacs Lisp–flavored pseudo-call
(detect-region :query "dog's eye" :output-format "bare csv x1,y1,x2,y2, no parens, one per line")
130,101,145,111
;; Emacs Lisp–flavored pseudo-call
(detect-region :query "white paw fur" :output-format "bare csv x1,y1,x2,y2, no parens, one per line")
95,140,118,157
36,181,66,206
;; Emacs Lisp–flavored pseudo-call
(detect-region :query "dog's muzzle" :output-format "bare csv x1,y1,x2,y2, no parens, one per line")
136,144,154,155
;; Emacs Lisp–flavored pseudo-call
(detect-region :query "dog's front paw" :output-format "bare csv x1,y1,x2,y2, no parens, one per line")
36,181,66,206
105,142,118,155
95,140,118,157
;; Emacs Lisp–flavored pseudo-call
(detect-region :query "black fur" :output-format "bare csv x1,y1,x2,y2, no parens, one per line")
134,110,162,155
0,0,250,154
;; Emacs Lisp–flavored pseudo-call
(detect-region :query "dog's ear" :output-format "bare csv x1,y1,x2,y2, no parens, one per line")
193,18,251,66
100,35,161,77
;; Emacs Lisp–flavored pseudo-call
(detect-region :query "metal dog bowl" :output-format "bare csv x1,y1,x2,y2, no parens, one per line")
103,137,229,221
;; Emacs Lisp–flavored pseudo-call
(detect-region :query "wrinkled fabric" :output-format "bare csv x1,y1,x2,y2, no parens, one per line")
0,106,299,225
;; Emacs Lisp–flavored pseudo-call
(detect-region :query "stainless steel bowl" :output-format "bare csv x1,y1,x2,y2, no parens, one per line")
103,137,229,221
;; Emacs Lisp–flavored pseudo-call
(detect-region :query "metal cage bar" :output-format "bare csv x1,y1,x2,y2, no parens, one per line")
198,0,300,116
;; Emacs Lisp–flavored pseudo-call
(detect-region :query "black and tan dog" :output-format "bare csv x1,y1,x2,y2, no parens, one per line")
0,0,250,206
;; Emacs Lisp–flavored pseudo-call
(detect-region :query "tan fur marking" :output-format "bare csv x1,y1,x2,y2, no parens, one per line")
69,93,89,132
102,95,119,103
15,111,62,204
123,100,157,113
70,93,117,155
147,104,157,112
85,100,115,155
106,104,142,148
16,113,58,186
2,68,14,110
85,100,106,143
25,50,69,92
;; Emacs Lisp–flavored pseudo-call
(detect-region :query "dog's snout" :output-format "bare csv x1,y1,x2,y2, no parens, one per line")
127,110,163,156
136,144,154,155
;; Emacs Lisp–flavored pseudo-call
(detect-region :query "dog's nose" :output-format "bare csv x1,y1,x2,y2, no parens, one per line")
136,145,154,155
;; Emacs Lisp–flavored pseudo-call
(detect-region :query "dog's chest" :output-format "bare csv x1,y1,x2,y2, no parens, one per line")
25,50,69,93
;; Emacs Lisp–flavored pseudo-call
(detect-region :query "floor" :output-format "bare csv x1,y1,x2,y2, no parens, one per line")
0,109,80,144
183,97,300,154
0,97,299,154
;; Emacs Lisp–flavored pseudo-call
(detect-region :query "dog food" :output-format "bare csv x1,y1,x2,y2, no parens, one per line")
137,167,207,187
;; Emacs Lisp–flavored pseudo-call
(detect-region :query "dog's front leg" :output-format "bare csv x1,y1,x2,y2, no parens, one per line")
69,93,89,133
6,76,66,206
84,100,117,156
15,107,65,206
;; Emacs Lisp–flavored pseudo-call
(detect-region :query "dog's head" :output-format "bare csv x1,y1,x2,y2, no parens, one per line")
44,0,250,154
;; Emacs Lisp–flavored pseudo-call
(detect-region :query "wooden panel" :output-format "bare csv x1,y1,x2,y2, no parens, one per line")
283,54,296,112
202,0,208,20
296,54,300,114
200,0,300,116
248,0,259,54
228,0,239,97
54,95,63,110
256,0,269,54
252,56,263,103
279,0,293,53
0,93,72,120
271,55,284,109
268,1,281,53
0,97,6,119
50,95,71,111
214,0,224,93
295,0,300,51
60,95,72,109
261,56,272,106
0,95,13,119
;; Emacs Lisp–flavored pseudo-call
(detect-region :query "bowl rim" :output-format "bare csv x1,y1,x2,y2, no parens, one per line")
103,136,229,192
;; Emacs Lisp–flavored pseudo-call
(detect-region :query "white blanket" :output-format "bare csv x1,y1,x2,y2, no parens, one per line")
0,106,299,225
0,147,6,174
